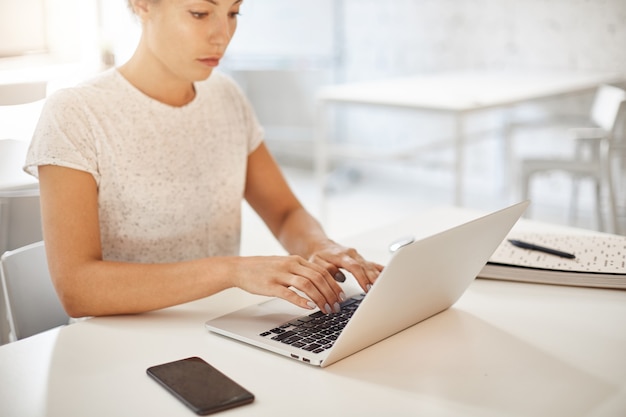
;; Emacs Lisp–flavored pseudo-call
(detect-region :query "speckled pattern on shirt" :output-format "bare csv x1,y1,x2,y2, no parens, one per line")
25,69,264,263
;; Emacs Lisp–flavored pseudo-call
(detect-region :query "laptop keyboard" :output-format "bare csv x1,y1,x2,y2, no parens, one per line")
259,293,365,355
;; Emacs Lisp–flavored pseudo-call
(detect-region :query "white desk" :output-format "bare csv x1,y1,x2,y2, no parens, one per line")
314,70,626,209
1,207,625,417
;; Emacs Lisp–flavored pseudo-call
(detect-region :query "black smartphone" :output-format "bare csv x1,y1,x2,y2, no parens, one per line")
147,357,254,415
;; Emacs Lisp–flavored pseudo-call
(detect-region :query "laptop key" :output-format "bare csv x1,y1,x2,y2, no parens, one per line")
303,343,322,352
281,336,302,345
259,294,366,354
271,330,297,341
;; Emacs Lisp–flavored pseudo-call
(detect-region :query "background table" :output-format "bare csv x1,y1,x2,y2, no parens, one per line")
1,206,625,417
314,70,626,211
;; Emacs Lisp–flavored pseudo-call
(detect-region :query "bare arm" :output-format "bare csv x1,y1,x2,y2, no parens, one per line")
244,144,383,292
38,157,355,317
38,165,236,317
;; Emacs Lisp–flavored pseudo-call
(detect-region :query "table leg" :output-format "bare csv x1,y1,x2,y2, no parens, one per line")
314,101,330,222
454,113,466,206
0,198,10,345
500,108,514,199
0,198,8,258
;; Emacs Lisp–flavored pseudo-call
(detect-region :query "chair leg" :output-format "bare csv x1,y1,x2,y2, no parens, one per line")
594,179,605,232
605,157,620,234
569,176,580,226
521,169,532,218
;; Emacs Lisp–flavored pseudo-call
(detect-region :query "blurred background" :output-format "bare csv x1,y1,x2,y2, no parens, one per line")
1,0,625,257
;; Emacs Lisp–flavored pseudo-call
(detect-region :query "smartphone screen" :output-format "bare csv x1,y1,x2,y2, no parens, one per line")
147,357,254,415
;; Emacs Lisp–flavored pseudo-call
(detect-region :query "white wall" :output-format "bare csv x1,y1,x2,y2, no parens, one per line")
341,0,626,81
0,0,47,57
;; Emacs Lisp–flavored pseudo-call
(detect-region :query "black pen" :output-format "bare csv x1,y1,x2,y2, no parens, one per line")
508,239,576,259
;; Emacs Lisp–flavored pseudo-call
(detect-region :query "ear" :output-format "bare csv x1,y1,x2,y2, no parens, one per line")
128,0,151,16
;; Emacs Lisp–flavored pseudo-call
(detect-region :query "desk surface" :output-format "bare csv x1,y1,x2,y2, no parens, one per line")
316,70,626,112
1,207,625,417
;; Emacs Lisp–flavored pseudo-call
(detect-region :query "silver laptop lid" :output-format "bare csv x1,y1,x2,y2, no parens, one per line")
322,200,529,366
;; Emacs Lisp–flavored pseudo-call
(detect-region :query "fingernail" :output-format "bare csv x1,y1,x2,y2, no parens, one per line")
324,303,332,314
339,292,346,302
333,302,341,313
366,284,373,292
306,301,316,309
334,271,346,282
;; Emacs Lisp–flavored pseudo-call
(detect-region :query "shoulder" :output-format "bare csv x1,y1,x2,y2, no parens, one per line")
42,69,140,126
44,69,122,110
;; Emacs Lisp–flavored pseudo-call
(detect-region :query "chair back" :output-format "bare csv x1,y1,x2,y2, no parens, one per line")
0,81,47,106
0,81,47,144
0,241,69,341
0,139,37,189
0,139,42,260
590,84,626,133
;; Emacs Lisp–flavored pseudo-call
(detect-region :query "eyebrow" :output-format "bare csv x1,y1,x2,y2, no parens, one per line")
201,0,243,5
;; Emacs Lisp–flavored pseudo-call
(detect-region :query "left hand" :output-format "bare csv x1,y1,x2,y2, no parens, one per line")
308,241,384,293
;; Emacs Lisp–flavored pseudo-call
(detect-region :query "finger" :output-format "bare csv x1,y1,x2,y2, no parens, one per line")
290,275,336,314
291,261,343,313
310,256,346,283
327,253,371,291
302,257,346,296
310,248,382,294
273,285,318,311
310,250,357,281
365,262,384,283
259,267,331,312
339,258,382,293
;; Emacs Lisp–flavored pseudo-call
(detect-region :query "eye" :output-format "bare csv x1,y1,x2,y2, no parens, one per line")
229,10,241,19
189,11,208,19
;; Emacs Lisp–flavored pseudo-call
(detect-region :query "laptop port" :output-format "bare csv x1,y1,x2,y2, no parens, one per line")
290,354,299,359
302,358,311,363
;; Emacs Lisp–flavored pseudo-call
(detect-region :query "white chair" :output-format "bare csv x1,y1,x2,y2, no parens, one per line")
0,241,69,343
0,82,48,344
0,138,38,189
0,139,42,260
0,80,46,258
0,81,47,143
520,84,626,234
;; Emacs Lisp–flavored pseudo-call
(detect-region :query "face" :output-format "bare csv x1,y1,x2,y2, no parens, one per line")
132,0,242,83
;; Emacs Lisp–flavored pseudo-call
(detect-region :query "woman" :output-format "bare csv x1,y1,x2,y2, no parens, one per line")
25,0,382,318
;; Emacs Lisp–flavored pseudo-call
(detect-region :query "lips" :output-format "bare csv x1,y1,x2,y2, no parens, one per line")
198,57,221,67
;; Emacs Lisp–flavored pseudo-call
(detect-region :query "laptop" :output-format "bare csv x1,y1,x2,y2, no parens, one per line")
205,201,529,367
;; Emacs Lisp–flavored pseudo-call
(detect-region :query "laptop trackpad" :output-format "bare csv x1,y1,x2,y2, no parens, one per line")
207,298,309,335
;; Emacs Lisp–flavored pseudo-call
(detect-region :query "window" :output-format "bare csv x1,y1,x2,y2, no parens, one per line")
0,0,48,58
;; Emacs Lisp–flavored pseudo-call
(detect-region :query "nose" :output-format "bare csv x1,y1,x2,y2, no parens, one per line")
208,15,234,46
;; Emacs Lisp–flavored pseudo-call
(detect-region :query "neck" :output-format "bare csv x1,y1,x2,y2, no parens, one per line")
118,51,197,107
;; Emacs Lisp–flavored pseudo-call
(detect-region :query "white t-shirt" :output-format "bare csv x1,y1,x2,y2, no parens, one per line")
25,69,264,263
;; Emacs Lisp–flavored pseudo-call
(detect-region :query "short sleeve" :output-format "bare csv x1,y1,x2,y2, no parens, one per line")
24,88,100,184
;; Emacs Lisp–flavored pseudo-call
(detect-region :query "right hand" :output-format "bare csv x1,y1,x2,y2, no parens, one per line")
231,255,346,314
